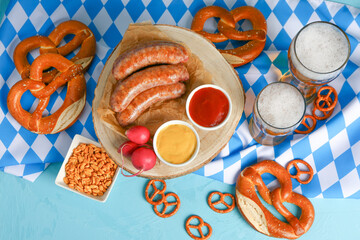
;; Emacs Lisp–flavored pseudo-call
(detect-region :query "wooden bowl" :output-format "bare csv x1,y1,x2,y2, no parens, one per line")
92,25,245,179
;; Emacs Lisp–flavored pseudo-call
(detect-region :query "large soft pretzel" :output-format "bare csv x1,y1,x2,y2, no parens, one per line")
43,20,96,69
191,6,235,43
191,6,267,67
218,6,267,67
235,160,314,239
7,53,86,134
13,36,58,83
13,20,95,83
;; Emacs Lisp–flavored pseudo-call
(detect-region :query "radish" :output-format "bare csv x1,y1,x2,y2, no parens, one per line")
117,141,139,157
120,147,156,177
125,126,150,145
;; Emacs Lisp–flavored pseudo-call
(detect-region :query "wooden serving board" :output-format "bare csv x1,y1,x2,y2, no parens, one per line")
92,25,245,179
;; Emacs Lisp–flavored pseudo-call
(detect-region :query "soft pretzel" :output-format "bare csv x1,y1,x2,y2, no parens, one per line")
13,36,58,83
191,6,235,43
43,20,96,70
7,53,86,134
235,160,315,239
218,6,267,67
13,20,96,85
191,6,267,67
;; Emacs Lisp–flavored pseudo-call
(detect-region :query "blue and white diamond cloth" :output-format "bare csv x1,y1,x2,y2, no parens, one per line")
0,0,359,199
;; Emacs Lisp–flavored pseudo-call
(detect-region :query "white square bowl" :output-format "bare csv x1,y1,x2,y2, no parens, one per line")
55,134,120,202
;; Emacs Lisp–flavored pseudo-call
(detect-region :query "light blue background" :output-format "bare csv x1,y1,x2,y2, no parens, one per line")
1,1,360,240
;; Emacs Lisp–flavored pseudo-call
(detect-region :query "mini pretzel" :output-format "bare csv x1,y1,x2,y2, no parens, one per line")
294,115,317,134
286,159,314,185
145,179,167,205
315,86,337,112
43,20,96,70
7,53,86,134
207,191,235,213
153,192,180,218
191,6,235,43
185,215,212,240
235,160,315,239
191,6,267,67
312,98,335,120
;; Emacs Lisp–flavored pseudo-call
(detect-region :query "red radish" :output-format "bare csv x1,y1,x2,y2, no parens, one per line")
120,147,156,177
117,141,139,157
125,126,150,145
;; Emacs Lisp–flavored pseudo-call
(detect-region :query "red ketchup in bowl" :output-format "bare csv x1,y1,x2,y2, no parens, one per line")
188,87,230,127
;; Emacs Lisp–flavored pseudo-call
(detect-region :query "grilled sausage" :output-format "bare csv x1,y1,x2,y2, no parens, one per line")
112,41,189,81
116,83,186,126
110,63,189,112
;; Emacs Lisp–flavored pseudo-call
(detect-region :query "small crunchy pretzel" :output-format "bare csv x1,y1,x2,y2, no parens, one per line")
153,192,181,218
286,159,314,185
185,215,212,240
191,6,267,67
7,53,86,134
207,191,235,213
294,115,317,134
145,179,167,205
315,86,338,112
312,97,335,120
235,160,315,239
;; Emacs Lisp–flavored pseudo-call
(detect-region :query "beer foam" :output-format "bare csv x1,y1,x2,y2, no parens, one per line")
294,22,349,74
257,83,305,128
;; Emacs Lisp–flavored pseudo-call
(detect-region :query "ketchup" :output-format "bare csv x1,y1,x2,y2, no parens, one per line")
189,87,229,127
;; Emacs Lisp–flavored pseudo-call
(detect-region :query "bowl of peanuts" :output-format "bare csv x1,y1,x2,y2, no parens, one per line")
55,134,119,202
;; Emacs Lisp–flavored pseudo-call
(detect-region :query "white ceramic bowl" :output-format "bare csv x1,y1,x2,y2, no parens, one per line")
186,84,232,131
55,134,119,202
153,120,200,167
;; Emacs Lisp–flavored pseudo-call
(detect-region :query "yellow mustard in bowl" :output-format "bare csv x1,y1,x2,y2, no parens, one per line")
156,124,197,165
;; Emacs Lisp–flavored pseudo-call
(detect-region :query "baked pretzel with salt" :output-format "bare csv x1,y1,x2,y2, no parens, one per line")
7,53,86,134
43,20,96,70
235,160,315,239
191,6,267,67
13,20,95,83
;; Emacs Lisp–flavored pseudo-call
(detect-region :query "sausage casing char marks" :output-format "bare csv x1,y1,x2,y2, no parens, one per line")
116,83,186,126
110,63,189,112
112,40,189,81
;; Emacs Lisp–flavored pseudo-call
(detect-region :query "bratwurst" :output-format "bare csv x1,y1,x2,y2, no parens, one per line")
110,63,189,112
112,40,189,81
116,83,186,126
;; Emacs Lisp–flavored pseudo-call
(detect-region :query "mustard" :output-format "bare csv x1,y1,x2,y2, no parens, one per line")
156,124,197,164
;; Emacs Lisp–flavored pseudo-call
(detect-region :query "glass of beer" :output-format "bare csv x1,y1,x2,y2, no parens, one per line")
281,21,350,104
249,82,306,146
